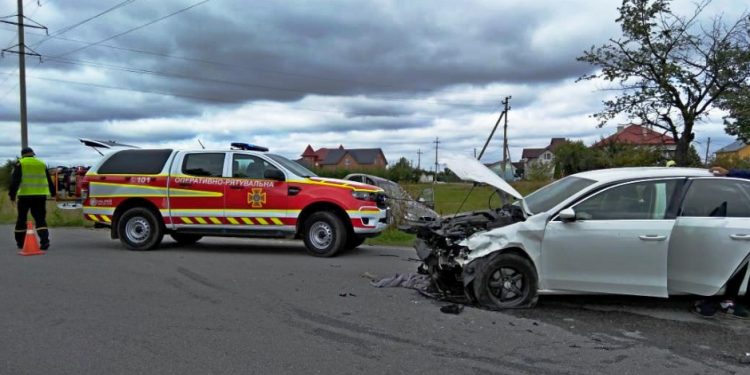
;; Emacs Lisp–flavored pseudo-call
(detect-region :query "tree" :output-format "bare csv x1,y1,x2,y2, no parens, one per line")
553,140,601,176
718,86,750,142
578,0,750,166
0,159,16,190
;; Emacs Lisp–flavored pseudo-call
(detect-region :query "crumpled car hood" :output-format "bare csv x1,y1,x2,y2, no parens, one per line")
459,213,548,270
441,153,523,199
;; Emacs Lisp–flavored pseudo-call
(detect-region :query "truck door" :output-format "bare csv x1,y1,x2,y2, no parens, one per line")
169,152,228,228
223,153,289,230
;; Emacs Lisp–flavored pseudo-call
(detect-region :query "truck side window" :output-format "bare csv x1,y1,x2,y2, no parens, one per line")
233,154,277,179
183,153,225,177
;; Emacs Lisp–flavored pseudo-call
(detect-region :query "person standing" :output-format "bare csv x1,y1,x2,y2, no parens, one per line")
691,166,750,319
9,147,56,250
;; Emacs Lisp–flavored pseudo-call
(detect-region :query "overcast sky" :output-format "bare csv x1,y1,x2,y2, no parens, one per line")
0,0,744,168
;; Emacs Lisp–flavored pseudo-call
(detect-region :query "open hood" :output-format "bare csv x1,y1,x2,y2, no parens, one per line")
440,153,523,199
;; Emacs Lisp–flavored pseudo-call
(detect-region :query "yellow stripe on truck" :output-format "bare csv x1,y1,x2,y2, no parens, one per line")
256,218,268,225
271,218,283,225
195,217,207,224
181,217,193,224
242,218,253,225
101,216,112,223
209,217,221,224
88,214,100,221
227,217,239,225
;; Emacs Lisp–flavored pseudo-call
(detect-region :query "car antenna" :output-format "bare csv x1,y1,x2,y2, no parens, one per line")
198,139,205,150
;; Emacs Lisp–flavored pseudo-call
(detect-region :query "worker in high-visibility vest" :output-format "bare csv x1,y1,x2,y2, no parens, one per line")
9,147,56,250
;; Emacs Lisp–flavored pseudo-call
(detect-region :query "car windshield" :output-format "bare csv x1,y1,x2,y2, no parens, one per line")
523,176,595,214
267,154,318,178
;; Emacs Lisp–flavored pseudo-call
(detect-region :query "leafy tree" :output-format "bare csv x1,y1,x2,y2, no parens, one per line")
526,161,555,181
713,153,750,170
553,140,601,176
577,0,750,166
718,86,750,142
0,159,16,190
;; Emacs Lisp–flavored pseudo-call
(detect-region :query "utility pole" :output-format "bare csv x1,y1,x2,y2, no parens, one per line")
705,137,711,165
433,137,440,183
478,96,511,161
416,148,423,170
474,148,477,158
500,96,511,174
1,2,46,150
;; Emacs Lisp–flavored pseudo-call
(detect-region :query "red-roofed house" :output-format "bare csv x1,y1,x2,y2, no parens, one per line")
298,144,387,170
593,124,676,157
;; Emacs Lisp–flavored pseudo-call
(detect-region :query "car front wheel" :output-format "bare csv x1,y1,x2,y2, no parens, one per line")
473,253,538,309
118,207,164,251
303,212,346,257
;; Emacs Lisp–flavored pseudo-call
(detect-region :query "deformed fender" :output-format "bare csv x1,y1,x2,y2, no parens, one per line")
458,213,549,286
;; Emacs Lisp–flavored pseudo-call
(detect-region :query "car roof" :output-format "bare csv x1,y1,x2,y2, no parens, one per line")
574,167,713,183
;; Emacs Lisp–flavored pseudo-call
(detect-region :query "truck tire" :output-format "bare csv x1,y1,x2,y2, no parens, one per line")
302,211,346,257
170,233,203,245
345,236,366,250
117,207,164,251
472,253,538,310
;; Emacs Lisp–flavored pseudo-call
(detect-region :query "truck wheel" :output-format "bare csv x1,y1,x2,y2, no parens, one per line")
345,236,366,250
170,233,203,245
473,253,538,310
118,207,164,251
303,212,346,257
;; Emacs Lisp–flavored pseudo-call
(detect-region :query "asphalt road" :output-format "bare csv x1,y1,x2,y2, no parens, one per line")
1,227,749,375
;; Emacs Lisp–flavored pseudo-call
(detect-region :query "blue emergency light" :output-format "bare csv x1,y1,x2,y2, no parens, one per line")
231,143,269,152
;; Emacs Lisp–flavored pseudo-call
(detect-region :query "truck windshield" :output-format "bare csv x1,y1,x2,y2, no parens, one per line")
267,154,318,178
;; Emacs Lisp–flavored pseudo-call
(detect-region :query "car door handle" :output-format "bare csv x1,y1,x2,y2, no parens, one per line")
730,234,750,241
178,183,192,187
288,186,301,196
639,235,667,242
230,186,245,190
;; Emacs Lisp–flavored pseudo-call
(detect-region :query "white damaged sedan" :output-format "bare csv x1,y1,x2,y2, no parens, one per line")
403,154,750,309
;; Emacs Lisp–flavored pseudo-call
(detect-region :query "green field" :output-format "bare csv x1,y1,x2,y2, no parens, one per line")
0,193,90,227
366,181,549,247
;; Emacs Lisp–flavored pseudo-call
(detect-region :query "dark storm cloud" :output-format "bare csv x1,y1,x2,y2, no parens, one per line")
0,0,619,125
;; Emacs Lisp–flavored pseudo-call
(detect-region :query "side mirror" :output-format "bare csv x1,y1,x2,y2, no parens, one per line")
559,208,576,223
264,169,285,181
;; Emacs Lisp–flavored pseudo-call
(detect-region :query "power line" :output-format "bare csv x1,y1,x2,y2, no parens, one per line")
0,29,506,101
36,0,139,47
41,56,500,108
53,0,212,58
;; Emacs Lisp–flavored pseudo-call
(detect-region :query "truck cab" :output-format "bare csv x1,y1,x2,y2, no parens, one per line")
82,144,389,257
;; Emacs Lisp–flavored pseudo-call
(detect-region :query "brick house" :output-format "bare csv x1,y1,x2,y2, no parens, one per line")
298,145,388,170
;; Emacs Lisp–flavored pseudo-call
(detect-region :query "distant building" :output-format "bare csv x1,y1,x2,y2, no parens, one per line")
593,124,676,158
714,140,750,159
298,144,388,170
520,138,566,177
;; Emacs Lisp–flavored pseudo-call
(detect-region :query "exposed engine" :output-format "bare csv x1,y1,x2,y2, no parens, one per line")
400,203,525,296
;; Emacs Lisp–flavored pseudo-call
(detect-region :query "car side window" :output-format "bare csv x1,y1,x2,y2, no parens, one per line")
680,179,750,218
348,175,363,183
365,177,377,186
182,153,225,177
232,154,277,179
573,180,678,221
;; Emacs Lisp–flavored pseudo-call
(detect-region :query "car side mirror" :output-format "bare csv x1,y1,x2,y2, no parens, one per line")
559,208,576,223
264,169,285,181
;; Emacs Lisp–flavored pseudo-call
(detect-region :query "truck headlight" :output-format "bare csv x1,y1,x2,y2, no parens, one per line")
351,191,375,201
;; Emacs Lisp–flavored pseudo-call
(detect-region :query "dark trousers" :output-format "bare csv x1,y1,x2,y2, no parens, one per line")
725,263,749,304
14,196,49,247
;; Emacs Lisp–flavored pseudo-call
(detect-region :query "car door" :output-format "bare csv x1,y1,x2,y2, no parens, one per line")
224,153,289,229
542,179,681,297
169,152,228,228
667,178,750,296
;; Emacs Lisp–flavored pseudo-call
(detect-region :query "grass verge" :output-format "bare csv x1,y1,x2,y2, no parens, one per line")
0,192,92,227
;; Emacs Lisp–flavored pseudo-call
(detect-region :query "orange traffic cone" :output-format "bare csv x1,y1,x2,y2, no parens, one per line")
18,221,44,257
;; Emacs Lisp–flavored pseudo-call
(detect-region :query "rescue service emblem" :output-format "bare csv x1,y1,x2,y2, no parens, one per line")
249,188,267,208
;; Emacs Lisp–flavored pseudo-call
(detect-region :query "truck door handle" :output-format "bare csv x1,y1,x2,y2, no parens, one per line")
639,235,667,242
230,186,244,190
178,183,192,187
730,234,750,241
288,186,301,196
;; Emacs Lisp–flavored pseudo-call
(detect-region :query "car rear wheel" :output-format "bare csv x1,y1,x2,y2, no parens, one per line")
473,253,538,309
303,212,346,257
118,207,164,251
345,236,366,250
170,233,203,245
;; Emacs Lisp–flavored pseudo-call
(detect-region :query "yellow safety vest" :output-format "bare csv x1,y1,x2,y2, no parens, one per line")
18,157,50,196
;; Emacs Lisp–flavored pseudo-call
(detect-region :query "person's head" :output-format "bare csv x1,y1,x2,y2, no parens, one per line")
20,147,35,157
666,160,677,168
